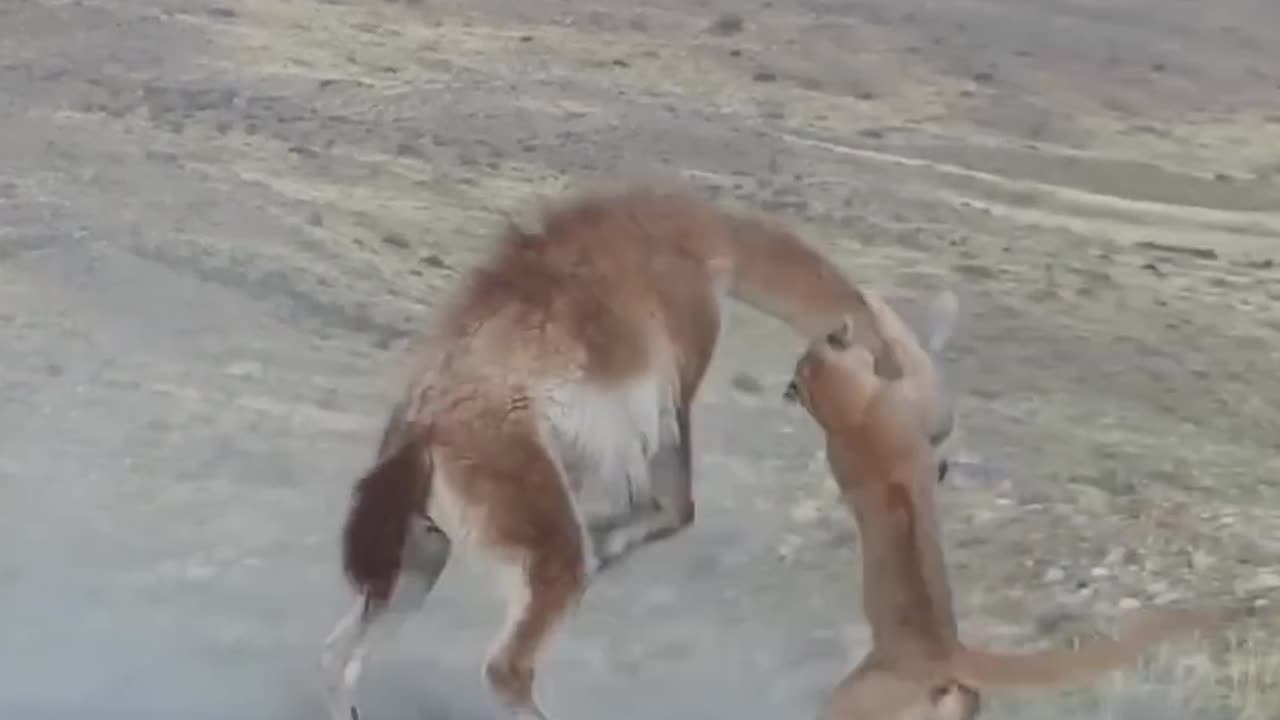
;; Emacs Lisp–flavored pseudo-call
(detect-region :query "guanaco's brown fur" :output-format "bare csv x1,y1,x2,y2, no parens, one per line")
323,184,938,720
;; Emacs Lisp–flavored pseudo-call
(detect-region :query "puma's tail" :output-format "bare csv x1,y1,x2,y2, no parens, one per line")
951,607,1215,690
341,418,434,607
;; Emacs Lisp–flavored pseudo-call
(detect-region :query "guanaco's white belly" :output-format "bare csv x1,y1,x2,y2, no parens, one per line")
537,370,679,518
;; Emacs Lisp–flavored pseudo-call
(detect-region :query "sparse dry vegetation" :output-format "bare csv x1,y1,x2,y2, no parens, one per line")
1,0,1277,718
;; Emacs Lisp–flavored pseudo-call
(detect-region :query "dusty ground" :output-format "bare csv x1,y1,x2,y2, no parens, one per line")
2,0,1279,718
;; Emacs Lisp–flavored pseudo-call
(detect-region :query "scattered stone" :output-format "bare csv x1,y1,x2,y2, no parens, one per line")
145,149,179,164
1034,607,1079,635
1235,571,1280,595
1189,549,1215,572
1118,597,1141,610
1241,258,1275,269
382,231,411,249
395,141,424,158
708,13,745,36
730,372,764,395
789,500,822,524
224,361,264,379
1043,566,1066,583
1135,240,1218,261
306,210,324,227
1103,547,1126,566
753,70,778,83
420,253,449,269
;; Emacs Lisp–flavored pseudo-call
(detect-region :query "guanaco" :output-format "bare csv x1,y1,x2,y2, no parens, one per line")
321,185,958,720
783,301,1215,720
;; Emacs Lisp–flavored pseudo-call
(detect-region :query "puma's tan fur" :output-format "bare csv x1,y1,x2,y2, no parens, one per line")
785,297,1216,720
322,185,929,720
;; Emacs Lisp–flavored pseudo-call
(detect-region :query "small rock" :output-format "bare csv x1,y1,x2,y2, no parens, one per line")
1090,566,1110,578
1043,566,1066,583
306,210,324,227
1235,571,1280,594
420,253,449,269
145,149,179,164
1189,549,1215,572
1103,547,1126,566
1118,597,1141,610
730,372,764,395
382,231,411,249
752,70,778,83
789,500,822,524
708,13,745,36
776,533,803,563
224,361,263,379
395,141,423,158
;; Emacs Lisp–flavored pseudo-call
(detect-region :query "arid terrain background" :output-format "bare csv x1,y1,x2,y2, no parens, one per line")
2,0,1278,718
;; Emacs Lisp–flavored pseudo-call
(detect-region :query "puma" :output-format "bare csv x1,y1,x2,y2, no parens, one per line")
784,298,1216,720
321,185,952,720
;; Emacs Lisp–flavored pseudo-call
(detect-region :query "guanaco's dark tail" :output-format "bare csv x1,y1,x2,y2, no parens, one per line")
341,413,432,606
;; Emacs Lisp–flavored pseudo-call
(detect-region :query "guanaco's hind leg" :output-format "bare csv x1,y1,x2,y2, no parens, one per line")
482,551,585,720
466,429,592,720
589,404,695,569
322,515,451,720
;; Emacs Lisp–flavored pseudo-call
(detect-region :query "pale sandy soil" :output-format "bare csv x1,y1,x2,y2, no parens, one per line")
1,1,1277,718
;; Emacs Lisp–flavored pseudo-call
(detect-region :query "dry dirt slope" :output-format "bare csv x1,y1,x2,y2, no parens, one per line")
0,0,1278,719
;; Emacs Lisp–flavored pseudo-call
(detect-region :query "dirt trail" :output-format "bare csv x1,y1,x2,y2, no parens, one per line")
2,1,1277,719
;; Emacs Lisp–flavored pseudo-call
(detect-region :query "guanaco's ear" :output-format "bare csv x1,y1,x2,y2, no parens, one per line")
824,314,856,350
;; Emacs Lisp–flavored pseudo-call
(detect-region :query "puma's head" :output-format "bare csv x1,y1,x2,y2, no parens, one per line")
783,314,889,432
784,310,951,484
